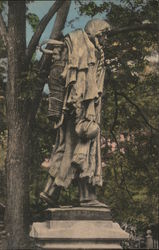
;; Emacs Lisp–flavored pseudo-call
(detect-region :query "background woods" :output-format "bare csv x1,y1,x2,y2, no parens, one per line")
0,0,158,249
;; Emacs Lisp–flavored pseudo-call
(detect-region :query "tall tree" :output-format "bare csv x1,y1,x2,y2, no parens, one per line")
0,0,71,248
6,2,29,248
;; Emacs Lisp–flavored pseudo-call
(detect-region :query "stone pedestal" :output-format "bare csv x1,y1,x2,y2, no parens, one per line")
30,207,129,249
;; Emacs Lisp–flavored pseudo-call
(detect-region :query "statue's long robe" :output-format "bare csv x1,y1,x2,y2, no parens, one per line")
49,29,105,188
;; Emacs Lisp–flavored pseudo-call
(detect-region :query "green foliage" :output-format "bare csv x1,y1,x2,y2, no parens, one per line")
26,12,40,32
0,1,6,13
85,0,159,235
76,0,159,236
17,62,45,101
0,38,6,58
29,98,56,214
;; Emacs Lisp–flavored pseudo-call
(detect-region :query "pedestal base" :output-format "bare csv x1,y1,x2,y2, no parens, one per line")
30,207,129,250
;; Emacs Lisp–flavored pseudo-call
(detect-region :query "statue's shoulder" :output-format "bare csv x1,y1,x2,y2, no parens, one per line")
64,28,93,51
64,28,96,68
65,28,84,37
64,29,86,44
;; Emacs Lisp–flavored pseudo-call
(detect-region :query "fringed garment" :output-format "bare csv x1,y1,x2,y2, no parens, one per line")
49,29,105,188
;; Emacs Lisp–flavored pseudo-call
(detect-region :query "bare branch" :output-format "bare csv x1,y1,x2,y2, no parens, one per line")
120,163,134,201
111,89,118,131
110,129,120,149
0,13,8,46
117,92,159,132
110,130,134,201
26,0,64,63
39,0,71,70
109,23,159,37
28,0,71,122
77,0,85,6
112,161,119,187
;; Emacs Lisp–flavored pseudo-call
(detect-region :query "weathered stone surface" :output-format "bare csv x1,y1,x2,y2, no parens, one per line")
37,207,112,221
33,241,123,249
31,220,128,240
30,207,129,249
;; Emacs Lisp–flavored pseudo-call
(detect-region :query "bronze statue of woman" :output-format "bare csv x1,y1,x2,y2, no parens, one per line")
40,19,110,207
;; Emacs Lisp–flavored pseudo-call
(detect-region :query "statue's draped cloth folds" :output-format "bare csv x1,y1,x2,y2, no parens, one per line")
49,30,105,188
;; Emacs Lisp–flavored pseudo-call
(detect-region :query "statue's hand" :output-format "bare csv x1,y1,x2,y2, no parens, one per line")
75,119,99,140
41,158,50,171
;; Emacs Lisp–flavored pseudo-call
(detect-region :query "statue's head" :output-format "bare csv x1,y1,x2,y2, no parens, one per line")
85,19,110,47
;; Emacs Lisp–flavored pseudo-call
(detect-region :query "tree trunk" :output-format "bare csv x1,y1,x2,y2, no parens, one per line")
5,1,71,249
32,0,71,120
5,1,30,249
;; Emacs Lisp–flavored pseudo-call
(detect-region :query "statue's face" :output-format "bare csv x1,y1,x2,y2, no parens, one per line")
96,30,108,47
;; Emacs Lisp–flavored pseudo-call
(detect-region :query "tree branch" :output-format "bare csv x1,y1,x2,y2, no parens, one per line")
26,0,64,63
0,13,8,46
110,130,134,201
120,163,134,201
117,92,159,132
110,129,120,149
111,89,118,131
77,0,85,6
28,0,71,122
109,23,159,37
39,0,71,70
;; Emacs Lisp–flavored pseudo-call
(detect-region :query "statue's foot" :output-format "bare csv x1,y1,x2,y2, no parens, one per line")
80,200,108,208
40,192,54,206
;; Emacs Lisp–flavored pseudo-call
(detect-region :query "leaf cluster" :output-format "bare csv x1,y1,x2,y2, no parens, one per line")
93,0,159,235
26,12,40,32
